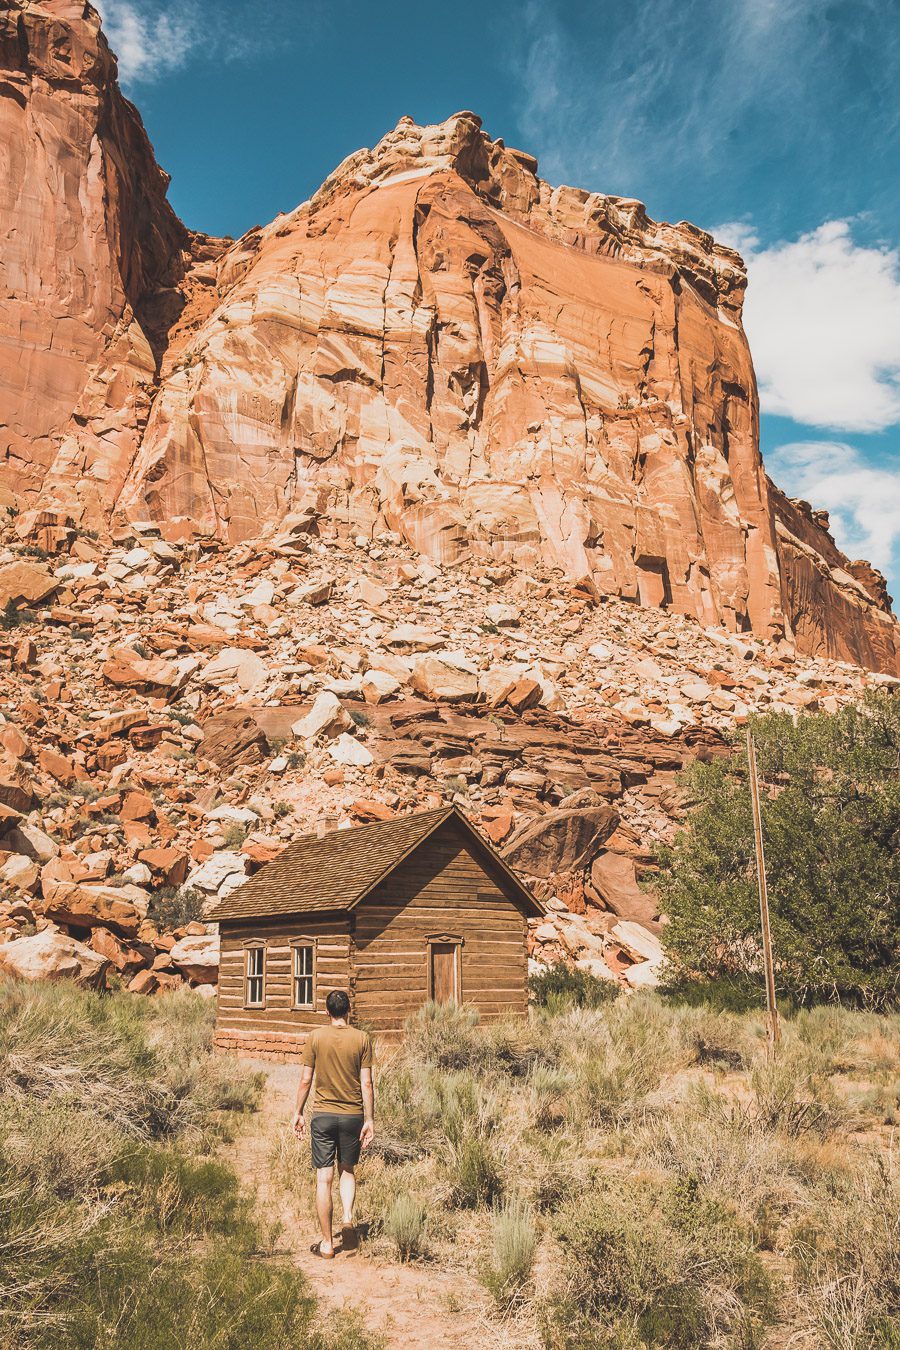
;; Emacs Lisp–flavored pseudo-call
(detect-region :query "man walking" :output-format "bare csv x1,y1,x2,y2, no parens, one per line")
292,989,375,1258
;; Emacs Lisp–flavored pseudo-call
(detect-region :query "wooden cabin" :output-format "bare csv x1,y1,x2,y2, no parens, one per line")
208,805,543,1060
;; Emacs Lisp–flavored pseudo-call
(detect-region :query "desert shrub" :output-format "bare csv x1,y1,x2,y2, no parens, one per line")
529,961,619,1012
447,1131,504,1208
657,692,900,1008
149,885,205,930
546,1172,773,1348
791,1154,900,1348
383,1194,428,1261
1,597,31,629
404,1001,492,1071
0,981,371,1350
480,1195,538,1309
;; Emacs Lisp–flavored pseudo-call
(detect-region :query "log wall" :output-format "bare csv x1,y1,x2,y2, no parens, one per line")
214,912,351,1059
352,823,528,1036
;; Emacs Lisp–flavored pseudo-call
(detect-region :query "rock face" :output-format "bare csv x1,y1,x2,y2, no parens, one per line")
0,0,222,514
1,2,898,675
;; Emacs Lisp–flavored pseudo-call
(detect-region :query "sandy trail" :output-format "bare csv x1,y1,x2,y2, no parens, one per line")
225,1058,502,1349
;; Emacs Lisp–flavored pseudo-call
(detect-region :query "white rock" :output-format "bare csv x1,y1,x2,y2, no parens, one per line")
291,691,352,741
187,852,248,896
623,959,662,988
198,647,266,692
0,854,39,890
611,921,663,964
361,669,401,703
205,805,259,826
169,932,220,984
0,928,109,987
327,734,373,767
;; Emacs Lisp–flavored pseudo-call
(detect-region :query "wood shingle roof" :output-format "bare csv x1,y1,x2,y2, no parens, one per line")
207,805,542,921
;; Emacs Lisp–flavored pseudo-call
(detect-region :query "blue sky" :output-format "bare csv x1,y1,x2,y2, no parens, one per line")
97,0,900,603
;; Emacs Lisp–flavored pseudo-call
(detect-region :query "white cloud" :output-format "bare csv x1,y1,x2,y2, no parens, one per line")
718,221,900,434
767,441,900,575
513,0,832,192
96,1,200,85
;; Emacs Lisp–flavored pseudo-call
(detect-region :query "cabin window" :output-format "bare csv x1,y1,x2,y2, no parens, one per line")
426,935,462,1005
292,941,316,1009
244,945,265,1008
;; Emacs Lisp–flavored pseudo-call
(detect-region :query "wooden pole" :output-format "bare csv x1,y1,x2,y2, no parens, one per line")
746,727,780,1055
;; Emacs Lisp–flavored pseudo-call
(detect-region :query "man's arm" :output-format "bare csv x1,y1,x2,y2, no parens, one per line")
360,1065,375,1147
292,1065,314,1137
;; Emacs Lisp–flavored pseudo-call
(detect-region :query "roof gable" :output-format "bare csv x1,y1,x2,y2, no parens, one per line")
207,805,542,922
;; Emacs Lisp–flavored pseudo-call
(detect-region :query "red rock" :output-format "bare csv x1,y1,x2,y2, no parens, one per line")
0,726,30,759
0,777,35,814
0,562,58,611
505,679,543,713
481,808,514,844
37,748,76,786
96,740,128,771
121,790,155,822
94,710,147,739
0,0,893,677
89,927,149,977
138,846,188,886
241,838,286,864
349,799,395,822
190,839,214,863
128,969,160,996
122,822,152,848
13,638,36,668
42,881,147,937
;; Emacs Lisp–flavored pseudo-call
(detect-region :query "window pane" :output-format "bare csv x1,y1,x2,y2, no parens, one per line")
293,945,313,1006
246,948,264,1005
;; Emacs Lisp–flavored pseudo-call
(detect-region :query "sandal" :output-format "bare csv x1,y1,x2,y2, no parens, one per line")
310,1240,335,1259
341,1224,359,1254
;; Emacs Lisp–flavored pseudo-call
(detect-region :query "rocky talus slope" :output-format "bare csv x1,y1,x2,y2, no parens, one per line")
1,1,899,674
0,508,893,992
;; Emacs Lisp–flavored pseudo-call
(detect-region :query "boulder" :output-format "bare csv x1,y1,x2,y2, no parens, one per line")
590,851,658,927
0,854,40,892
42,881,149,937
0,928,109,988
410,656,478,702
199,711,270,769
502,805,619,878
197,647,267,691
361,669,401,704
186,851,248,896
1,822,58,862
291,691,352,741
169,931,220,983
327,734,374,767
0,561,58,610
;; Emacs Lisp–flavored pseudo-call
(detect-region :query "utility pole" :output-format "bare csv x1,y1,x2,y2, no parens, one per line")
746,727,780,1056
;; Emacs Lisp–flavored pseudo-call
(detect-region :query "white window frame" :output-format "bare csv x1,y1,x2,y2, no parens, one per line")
291,939,316,1010
244,943,265,1008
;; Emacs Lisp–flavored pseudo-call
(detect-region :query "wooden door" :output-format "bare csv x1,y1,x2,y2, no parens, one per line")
430,942,458,1004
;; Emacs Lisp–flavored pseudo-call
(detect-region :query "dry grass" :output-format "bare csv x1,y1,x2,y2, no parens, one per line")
267,995,900,1347
0,979,377,1350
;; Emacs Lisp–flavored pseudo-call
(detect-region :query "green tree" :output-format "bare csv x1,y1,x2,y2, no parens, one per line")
657,690,900,1008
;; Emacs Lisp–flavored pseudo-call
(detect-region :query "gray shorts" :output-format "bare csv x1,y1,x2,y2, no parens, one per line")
310,1113,364,1170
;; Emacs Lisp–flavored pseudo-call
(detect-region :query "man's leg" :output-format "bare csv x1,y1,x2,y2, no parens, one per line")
338,1161,356,1225
315,1165,335,1253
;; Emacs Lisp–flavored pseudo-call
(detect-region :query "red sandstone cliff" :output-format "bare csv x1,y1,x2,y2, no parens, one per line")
1,1,898,675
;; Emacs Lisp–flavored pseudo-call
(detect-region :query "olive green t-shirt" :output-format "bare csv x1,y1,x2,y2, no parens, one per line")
302,1025,374,1115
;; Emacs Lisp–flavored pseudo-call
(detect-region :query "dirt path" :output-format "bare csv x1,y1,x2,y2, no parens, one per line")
225,1059,505,1349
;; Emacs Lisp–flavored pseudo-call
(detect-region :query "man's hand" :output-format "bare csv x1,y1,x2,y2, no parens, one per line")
292,1110,306,1139
360,1119,375,1149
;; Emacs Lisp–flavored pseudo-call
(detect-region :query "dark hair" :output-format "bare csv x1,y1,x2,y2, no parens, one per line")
326,989,350,1019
